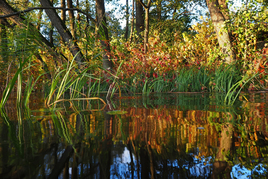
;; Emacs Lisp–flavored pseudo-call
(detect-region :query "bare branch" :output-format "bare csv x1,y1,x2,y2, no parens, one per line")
0,6,96,23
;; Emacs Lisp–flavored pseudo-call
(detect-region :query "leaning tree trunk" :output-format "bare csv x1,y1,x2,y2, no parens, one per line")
40,0,85,68
0,0,64,77
0,0,60,58
95,0,113,71
206,0,235,63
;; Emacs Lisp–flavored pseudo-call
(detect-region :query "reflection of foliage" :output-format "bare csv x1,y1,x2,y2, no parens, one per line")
1,93,268,177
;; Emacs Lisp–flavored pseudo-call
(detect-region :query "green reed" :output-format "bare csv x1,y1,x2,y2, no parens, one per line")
45,55,107,109
213,64,241,93
224,72,259,105
0,56,32,108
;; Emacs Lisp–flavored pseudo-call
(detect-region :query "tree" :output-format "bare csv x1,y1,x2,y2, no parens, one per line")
60,0,66,24
136,0,144,41
49,0,54,45
95,0,113,71
0,0,63,76
125,0,129,41
129,0,135,42
67,0,75,38
139,0,151,53
206,0,235,63
40,0,85,67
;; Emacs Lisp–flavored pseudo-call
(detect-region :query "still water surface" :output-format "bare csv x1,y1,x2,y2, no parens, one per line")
1,92,268,178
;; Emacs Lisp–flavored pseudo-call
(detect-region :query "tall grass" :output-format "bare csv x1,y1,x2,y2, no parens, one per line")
0,21,41,108
0,56,32,108
45,56,106,109
224,72,259,105
213,64,241,93
147,67,210,93
115,64,252,101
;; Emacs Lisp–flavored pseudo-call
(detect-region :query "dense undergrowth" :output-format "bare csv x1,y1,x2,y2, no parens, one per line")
0,9,267,109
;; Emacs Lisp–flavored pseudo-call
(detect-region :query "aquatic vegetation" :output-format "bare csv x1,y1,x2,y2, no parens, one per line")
45,56,107,109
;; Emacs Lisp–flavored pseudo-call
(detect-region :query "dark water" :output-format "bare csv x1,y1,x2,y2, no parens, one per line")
1,92,268,178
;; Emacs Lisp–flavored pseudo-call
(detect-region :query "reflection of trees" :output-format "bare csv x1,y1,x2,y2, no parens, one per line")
1,93,268,178
212,123,233,179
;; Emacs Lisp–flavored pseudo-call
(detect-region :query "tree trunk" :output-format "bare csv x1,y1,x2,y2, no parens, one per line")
60,0,66,23
76,0,81,37
129,0,135,42
95,0,113,71
49,25,53,44
60,0,66,44
49,0,54,45
125,0,129,41
67,0,75,38
206,0,234,63
144,7,149,53
0,0,55,52
139,0,151,53
136,0,144,41
40,0,85,67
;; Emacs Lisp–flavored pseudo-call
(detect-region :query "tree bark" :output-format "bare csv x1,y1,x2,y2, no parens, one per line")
129,0,135,42
206,0,235,63
76,0,81,36
125,0,129,41
60,0,66,22
95,0,113,71
139,0,151,53
40,0,85,67
136,0,144,41
49,25,53,44
49,0,54,45
144,7,149,53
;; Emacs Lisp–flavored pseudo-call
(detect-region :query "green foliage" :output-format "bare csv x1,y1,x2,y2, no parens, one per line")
0,56,29,108
45,56,105,108
212,64,242,93
1,0,268,108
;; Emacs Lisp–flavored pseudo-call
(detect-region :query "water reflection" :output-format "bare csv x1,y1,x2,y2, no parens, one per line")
1,93,268,178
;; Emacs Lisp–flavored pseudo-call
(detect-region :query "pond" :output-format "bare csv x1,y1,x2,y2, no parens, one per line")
1,92,268,178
